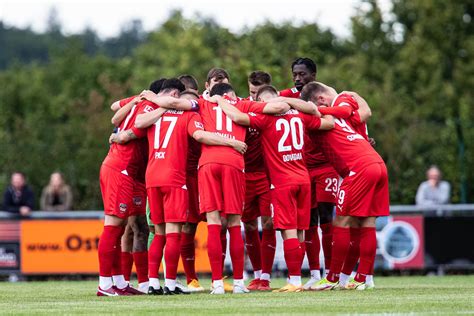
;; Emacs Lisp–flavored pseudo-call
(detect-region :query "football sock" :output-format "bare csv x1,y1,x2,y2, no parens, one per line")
245,229,262,275
220,230,227,269
148,234,166,279
229,226,245,280
147,231,154,249
261,229,276,276
284,238,302,279
289,275,302,286
99,276,113,290
208,224,223,281
355,227,377,283
254,270,262,280
112,275,128,289
180,231,197,284
320,223,333,269
165,278,177,291
299,241,306,268
98,225,123,280
341,227,361,275
164,232,181,281
133,251,149,284
310,269,321,280
305,226,321,271
111,227,125,277
121,252,133,282
260,273,271,281
327,226,350,283
149,277,161,289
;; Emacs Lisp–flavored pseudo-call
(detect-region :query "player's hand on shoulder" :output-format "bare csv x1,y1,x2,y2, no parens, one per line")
109,133,117,144
140,90,156,101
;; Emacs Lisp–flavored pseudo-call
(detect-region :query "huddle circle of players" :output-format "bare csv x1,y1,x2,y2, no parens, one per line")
97,57,389,296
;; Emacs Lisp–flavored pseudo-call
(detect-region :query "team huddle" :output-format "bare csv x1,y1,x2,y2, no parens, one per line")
96,57,390,296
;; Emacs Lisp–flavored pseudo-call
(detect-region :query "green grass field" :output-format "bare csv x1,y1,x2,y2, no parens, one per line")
0,276,473,315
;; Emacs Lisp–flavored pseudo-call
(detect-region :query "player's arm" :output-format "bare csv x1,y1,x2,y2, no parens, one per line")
211,96,251,126
140,90,198,111
110,101,121,112
341,91,372,122
272,96,320,116
318,105,352,119
192,130,247,154
109,129,137,144
110,97,140,126
135,107,167,129
319,115,335,130
262,101,290,114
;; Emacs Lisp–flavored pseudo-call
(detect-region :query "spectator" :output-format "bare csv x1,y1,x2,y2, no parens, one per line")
40,172,73,211
416,165,451,206
2,172,35,216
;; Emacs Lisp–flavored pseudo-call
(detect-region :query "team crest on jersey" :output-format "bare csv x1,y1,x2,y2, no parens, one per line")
195,121,204,129
133,197,142,206
144,105,154,113
119,203,128,213
291,87,298,93
248,112,257,117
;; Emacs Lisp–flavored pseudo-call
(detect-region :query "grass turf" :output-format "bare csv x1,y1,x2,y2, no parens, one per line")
0,276,472,315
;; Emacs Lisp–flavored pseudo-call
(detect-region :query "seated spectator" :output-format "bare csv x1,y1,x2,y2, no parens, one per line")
2,172,35,216
416,165,451,206
40,172,73,211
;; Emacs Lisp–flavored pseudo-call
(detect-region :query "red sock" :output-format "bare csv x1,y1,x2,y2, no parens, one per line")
284,238,302,277
229,226,244,280
98,225,123,277
342,227,361,275
121,252,133,281
111,227,125,276
305,226,321,270
320,223,333,269
220,230,227,269
327,226,350,283
261,229,276,275
148,234,166,279
245,229,262,274
208,224,223,281
299,241,306,268
180,232,197,283
355,227,377,283
164,232,181,280
132,251,148,284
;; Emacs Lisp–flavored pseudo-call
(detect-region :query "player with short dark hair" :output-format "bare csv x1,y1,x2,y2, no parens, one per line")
210,86,334,292
179,75,199,94
303,83,388,291
248,71,272,100
279,57,317,98
202,68,230,100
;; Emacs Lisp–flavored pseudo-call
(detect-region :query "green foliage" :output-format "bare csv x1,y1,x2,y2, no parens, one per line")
0,1,472,208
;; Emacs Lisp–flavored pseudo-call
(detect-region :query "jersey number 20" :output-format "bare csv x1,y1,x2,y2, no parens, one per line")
276,117,304,152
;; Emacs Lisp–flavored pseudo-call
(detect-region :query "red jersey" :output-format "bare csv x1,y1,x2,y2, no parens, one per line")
102,96,146,179
279,87,300,98
317,94,383,177
187,138,201,176
198,97,267,170
248,109,321,188
135,103,204,188
244,127,266,173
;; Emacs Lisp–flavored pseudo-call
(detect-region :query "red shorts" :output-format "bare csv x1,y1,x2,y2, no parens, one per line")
130,181,147,216
99,164,134,219
309,165,339,207
241,171,271,223
271,184,311,230
336,162,390,217
147,186,188,224
186,173,204,224
198,164,245,215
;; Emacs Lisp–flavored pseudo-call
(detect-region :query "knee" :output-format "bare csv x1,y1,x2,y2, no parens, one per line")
244,220,258,232
261,217,274,230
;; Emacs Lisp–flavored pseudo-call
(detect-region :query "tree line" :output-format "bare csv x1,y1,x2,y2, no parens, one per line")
0,0,472,209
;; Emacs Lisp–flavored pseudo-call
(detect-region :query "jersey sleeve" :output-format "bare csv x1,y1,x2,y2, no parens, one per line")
236,100,267,114
248,113,269,130
318,105,353,119
119,96,136,108
300,113,322,131
131,101,158,138
187,112,205,137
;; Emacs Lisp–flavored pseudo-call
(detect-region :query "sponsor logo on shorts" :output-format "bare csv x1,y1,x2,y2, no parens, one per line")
119,203,128,213
133,197,142,206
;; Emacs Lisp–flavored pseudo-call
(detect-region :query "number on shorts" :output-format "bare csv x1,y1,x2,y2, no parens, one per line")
154,116,178,149
338,189,345,205
213,106,233,132
276,117,304,152
325,177,338,193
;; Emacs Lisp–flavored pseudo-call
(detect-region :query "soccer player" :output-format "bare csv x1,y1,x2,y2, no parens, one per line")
210,85,334,292
112,79,248,295
301,83,389,291
179,74,199,95
199,83,290,294
279,57,316,98
242,71,276,291
201,68,230,100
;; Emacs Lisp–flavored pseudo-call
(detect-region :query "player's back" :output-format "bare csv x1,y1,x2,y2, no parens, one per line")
145,109,202,188
102,96,143,177
250,109,321,188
